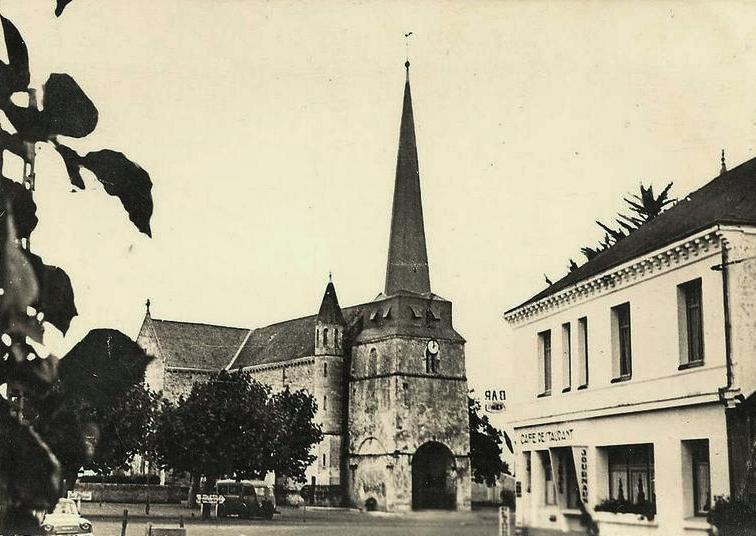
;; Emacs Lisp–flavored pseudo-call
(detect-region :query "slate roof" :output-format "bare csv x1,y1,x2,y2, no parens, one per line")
149,318,250,370
229,306,363,370
385,63,431,296
507,155,756,314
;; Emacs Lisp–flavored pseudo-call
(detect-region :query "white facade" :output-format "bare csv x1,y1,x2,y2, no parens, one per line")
504,225,756,535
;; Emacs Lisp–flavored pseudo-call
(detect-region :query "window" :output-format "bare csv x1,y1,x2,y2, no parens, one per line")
679,279,704,368
577,317,588,388
686,440,711,516
608,444,655,507
368,348,378,376
555,448,580,509
322,453,326,467
323,328,329,346
611,303,632,381
323,362,328,377
323,395,327,411
425,348,439,374
543,452,556,505
524,452,532,493
562,323,572,392
565,455,580,509
538,330,552,395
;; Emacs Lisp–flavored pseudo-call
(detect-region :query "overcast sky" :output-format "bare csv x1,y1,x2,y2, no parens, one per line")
6,0,756,422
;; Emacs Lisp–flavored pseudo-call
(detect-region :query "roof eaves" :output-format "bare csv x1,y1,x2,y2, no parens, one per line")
504,224,723,320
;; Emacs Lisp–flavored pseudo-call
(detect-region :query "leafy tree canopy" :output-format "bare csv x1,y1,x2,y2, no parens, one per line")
468,396,511,487
154,370,322,488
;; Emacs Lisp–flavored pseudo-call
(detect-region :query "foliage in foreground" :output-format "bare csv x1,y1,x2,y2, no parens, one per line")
0,1,155,533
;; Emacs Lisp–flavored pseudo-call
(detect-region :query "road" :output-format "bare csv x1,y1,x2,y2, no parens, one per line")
88,507,500,536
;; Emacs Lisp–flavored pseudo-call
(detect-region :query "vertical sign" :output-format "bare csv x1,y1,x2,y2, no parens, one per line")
571,446,589,505
498,506,512,536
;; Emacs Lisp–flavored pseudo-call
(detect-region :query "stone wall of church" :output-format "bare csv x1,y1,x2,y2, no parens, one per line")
245,359,345,492
349,338,469,456
162,369,212,402
348,336,470,511
137,319,165,393
245,359,314,393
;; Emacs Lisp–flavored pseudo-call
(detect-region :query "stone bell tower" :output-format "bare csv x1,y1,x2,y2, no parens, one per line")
311,278,347,487
346,62,471,512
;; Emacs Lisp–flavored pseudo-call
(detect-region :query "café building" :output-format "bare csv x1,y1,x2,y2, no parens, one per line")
503,157,756,535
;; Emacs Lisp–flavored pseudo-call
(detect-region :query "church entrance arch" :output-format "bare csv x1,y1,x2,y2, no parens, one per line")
411,441,456,510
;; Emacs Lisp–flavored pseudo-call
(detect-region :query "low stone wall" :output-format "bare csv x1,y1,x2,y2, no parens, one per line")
74,482,189,504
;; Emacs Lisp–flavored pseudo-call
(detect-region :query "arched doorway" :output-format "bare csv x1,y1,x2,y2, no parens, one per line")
412,441,456,510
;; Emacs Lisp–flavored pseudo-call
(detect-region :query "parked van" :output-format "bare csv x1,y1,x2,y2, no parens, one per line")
216,479,275,519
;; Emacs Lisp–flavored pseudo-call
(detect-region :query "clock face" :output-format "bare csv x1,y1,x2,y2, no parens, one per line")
426,339,439,355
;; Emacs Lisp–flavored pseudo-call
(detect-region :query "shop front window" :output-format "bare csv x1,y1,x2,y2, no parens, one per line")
525,452,532,493
608,444,655,507
565,453,580,509
543,452,556,505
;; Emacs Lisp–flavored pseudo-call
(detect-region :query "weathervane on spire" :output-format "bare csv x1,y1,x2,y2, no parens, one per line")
328,271,333,283
721,149,727,175
404,32,414,75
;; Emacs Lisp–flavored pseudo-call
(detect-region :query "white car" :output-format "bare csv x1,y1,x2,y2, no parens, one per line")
42,498,93,535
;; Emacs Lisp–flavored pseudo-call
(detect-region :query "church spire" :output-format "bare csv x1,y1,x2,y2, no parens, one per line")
384,61,431,296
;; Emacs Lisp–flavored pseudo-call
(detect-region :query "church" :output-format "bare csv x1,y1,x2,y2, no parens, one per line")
136,62,472,512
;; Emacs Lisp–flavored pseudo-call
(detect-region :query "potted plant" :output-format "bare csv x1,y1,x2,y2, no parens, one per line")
707,496,756,536
594,498,656,521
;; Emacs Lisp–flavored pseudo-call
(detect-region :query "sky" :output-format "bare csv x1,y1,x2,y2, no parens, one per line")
5,0,756,427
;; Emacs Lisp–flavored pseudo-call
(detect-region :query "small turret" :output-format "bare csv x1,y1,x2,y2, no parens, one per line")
316,277,346,356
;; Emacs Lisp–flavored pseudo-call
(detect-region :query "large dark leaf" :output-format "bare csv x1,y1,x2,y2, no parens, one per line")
3,74,98,141
1,176,37,239
43,74,98,138
22,251,77,335
1,102,48,141
0,16,30,97
0,340,59,393
1,210,39,326
58,329,152,407
81,150,153,236
53,143,84,189
55,0,75,17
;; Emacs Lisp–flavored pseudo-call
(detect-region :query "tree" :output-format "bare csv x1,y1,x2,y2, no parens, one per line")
577,182,675,263
154,370,322,515
468,396,511,487
28,330,157,490
0,2,155,533
25,330,155,493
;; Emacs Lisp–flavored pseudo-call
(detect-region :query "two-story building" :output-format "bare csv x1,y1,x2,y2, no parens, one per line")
504,157,756,535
